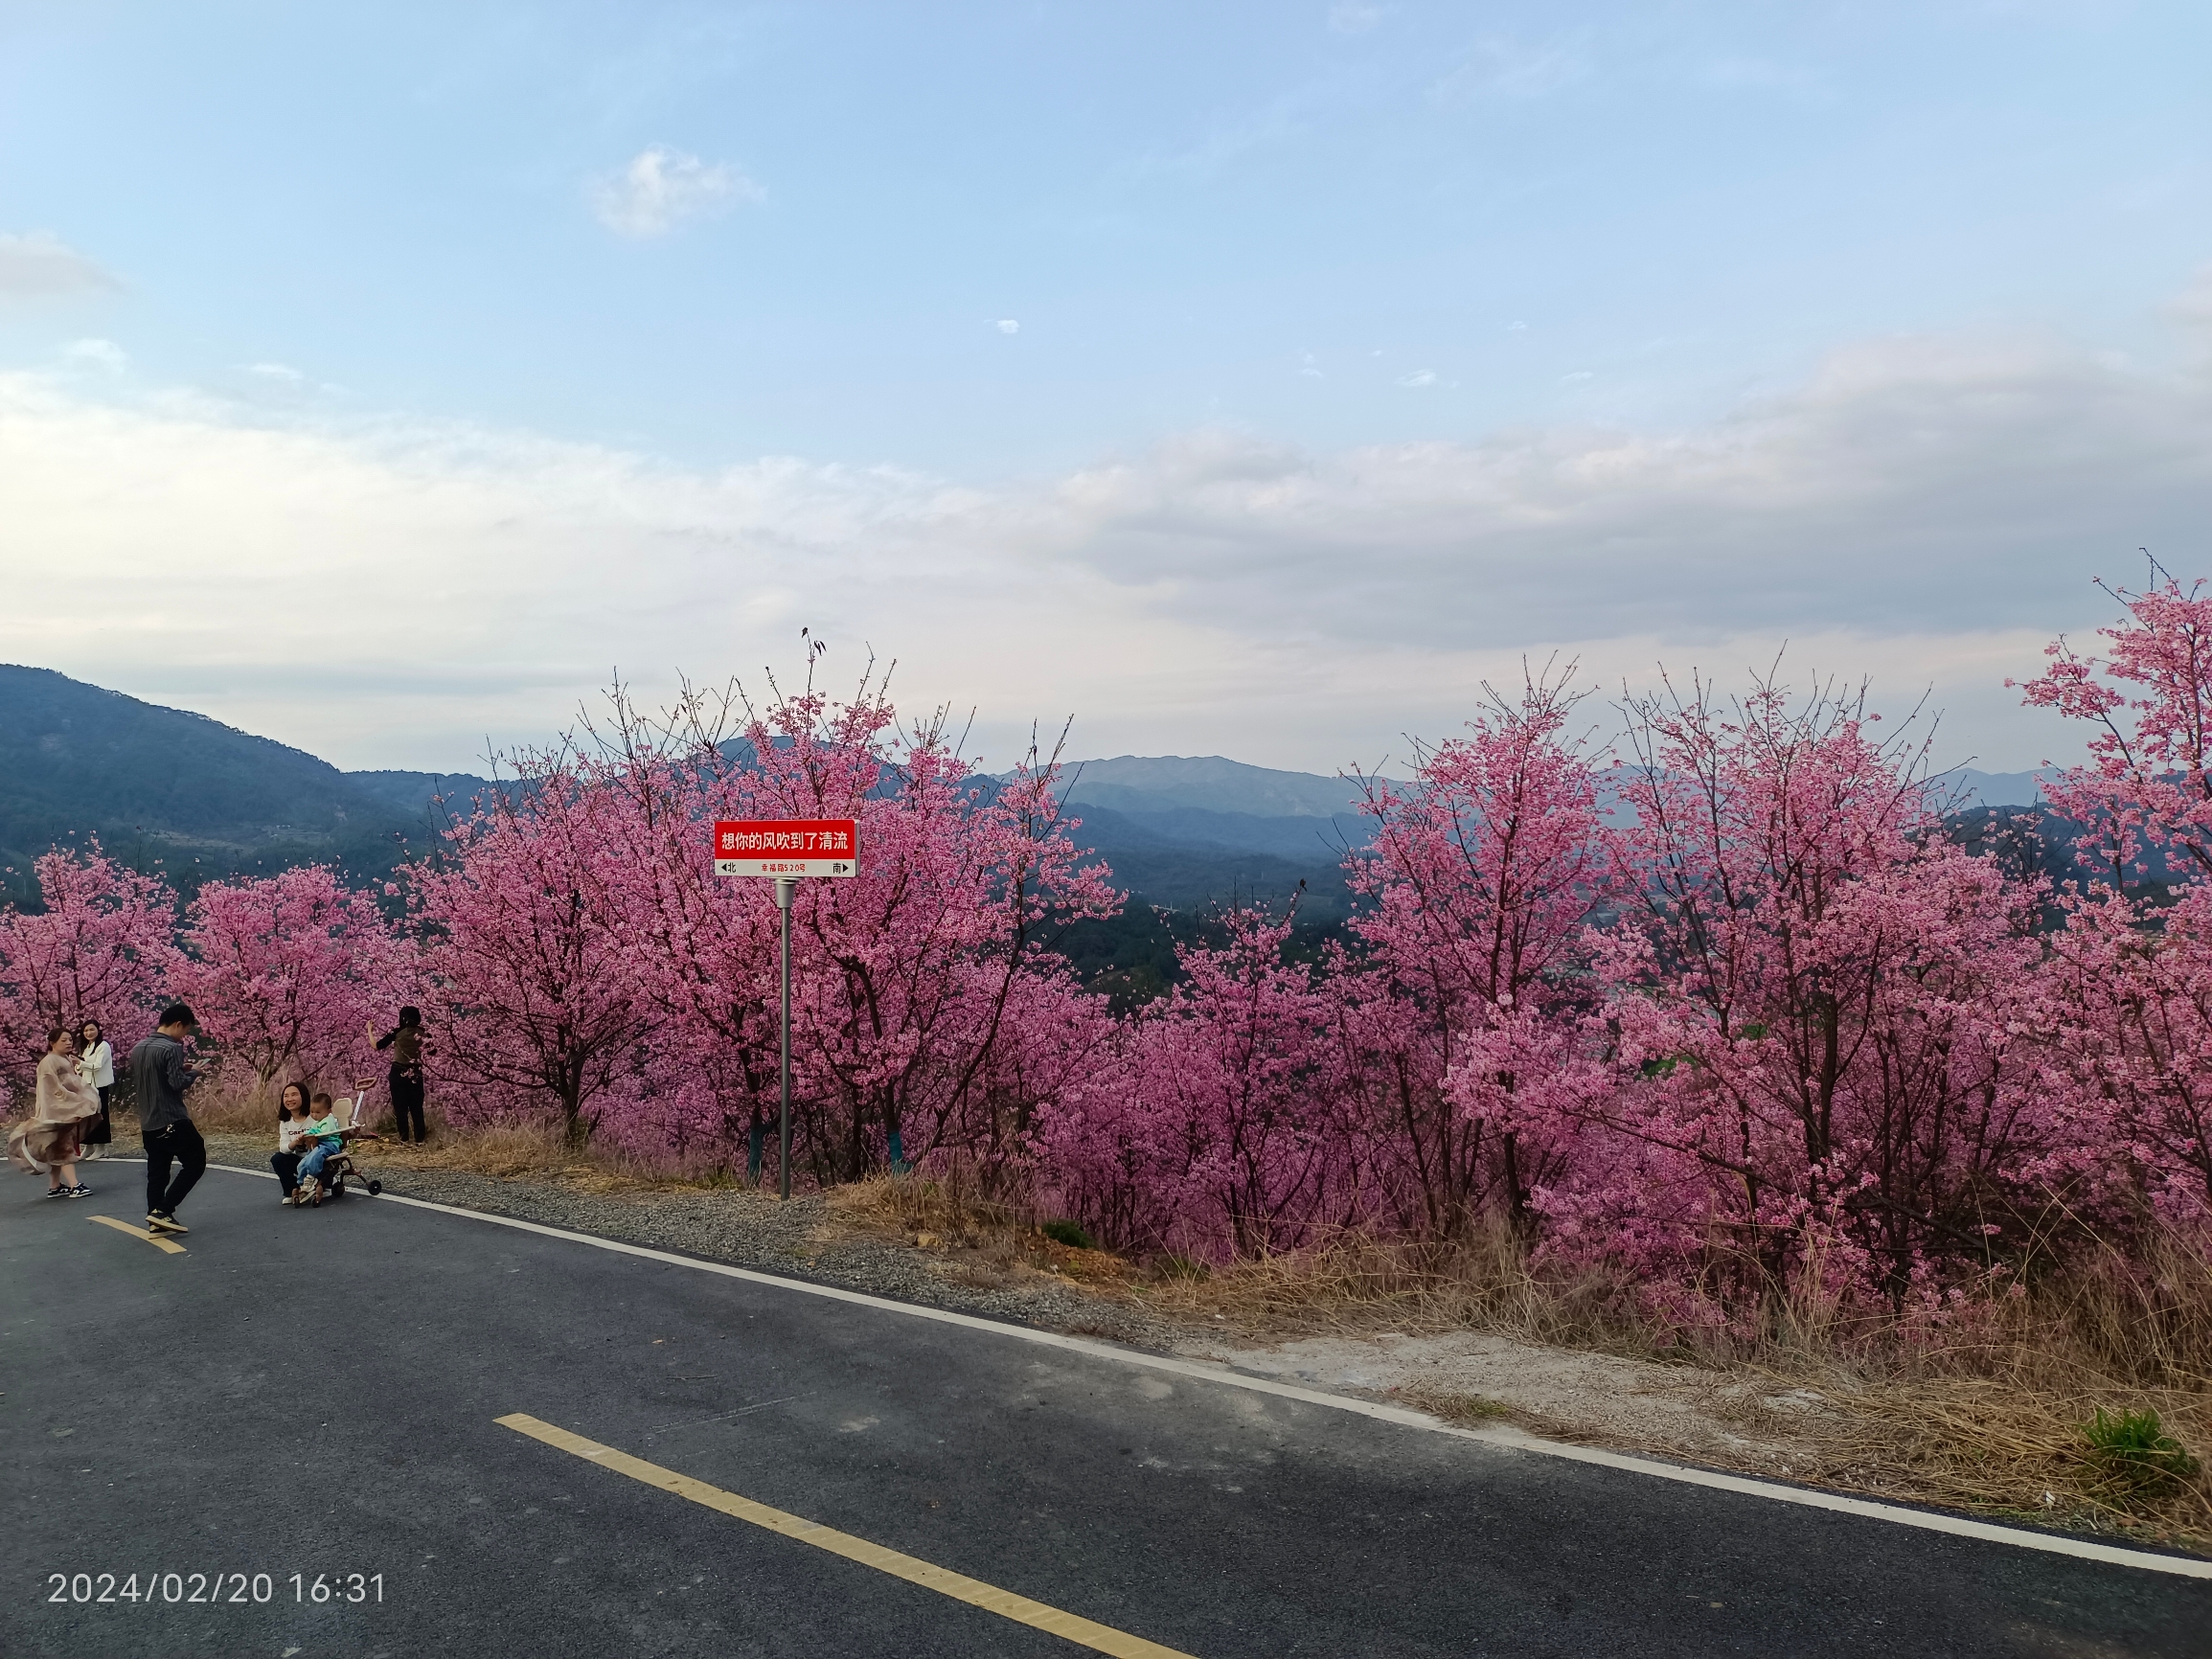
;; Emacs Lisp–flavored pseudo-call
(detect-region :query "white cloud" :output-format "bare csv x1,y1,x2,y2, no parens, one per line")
0,233,120,299
60,338,127,375
1434,34,1591,102
0,315,2204,775
1039,332,2212,668
1395,369,1437,387
588,147,763,239
230,359,346,408
1328,3,1389,34
1560,369,1594,382
996,319,1020,334
2170,263,2212,335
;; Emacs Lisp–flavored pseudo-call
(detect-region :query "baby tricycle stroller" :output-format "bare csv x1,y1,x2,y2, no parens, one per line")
294,1085,385,1205
302,1144,382,1204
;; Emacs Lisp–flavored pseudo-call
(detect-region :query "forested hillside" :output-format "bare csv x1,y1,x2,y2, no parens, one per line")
0,667,467,900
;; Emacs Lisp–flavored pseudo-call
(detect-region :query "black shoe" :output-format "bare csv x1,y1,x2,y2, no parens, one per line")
46,1187,66,1198
146,1212,189,1235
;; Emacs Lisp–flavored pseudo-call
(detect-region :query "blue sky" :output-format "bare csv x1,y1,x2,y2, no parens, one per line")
3,3,2210,773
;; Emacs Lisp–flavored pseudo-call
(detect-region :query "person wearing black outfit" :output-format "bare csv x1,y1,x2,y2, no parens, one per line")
129,1004,206,1234
372,1007,428,1143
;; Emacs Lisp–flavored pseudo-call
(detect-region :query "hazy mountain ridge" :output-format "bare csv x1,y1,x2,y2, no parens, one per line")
1941,769,2049,808
0,666,2061,916
0,669,1363,912
1046,755,1383,914
343,769,502,816
1057,755,1384,819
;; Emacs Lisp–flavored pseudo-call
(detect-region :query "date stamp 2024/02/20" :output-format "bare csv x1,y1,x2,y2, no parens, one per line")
46,1571,384,1607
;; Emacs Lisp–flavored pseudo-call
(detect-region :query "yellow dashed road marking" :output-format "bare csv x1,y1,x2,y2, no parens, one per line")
89,1215,186,1255
496,1412,1200,1659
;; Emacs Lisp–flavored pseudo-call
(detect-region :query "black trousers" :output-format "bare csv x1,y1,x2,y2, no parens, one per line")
144,1121,206,1216
389,1072,426,1142
270,1150,302,1194
83,1085,113,1147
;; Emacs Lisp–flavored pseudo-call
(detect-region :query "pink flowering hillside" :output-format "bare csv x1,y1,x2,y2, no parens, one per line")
9,577,2212,1330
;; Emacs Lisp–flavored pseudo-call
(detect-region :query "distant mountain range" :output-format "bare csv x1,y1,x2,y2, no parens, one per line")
0,663,2068,920
0,667,1379,913
1941,770,2050,808
1049,754,1383,918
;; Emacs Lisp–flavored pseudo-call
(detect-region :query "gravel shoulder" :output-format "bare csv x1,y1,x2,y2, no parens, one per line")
1169,1328,1829,1471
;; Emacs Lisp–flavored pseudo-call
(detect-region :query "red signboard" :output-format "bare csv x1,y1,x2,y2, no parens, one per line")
713,818,859,878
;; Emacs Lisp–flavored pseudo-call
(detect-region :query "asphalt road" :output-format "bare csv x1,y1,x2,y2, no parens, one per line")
7,1164,2209,1659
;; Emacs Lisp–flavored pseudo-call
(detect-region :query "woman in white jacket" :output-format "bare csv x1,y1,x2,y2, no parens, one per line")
76,1019,114,1160
270,1080,313,1203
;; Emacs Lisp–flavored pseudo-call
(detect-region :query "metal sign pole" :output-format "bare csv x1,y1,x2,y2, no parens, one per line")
776,875,794,1201
717,821,852,1196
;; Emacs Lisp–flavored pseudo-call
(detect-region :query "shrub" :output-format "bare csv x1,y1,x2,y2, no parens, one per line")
2080,1407,2201,1494
1041,1217,1097,1251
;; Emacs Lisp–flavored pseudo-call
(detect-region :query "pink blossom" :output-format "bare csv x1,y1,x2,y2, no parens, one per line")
174,865,409,1095
0,845,181,1098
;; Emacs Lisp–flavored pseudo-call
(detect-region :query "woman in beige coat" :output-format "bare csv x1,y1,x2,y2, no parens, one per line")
9,1027,101,1197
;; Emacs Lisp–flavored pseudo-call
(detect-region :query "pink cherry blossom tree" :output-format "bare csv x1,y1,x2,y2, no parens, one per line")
175,864,409,1096
1345,663,1607,1236
0,845,181,1099
581,664,1118,1185
2018,569,2212,896
2019,570,2212,1218
1581,670,2050,1308
2029,890,2212,1220
406,759,665,1147
1040,905,1366,1258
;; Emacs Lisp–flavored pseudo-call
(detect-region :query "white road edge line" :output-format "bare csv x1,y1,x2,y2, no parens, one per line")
175,1160,2212,1579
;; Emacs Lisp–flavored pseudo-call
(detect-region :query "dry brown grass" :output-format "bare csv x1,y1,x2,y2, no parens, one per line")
338,1122,781,1194
1791,1374,2210,1542
1779,1234,2212,1547
1106,1219,2212,1551
825,1170,1132,1289
180,1085,302,1136
1128,1220,1657,1350
827,1162,1034,1236
1392,1383,1518,1426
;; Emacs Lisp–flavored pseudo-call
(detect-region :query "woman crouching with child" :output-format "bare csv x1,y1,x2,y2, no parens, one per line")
285,1086,381,1207
271,1081,312,1201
